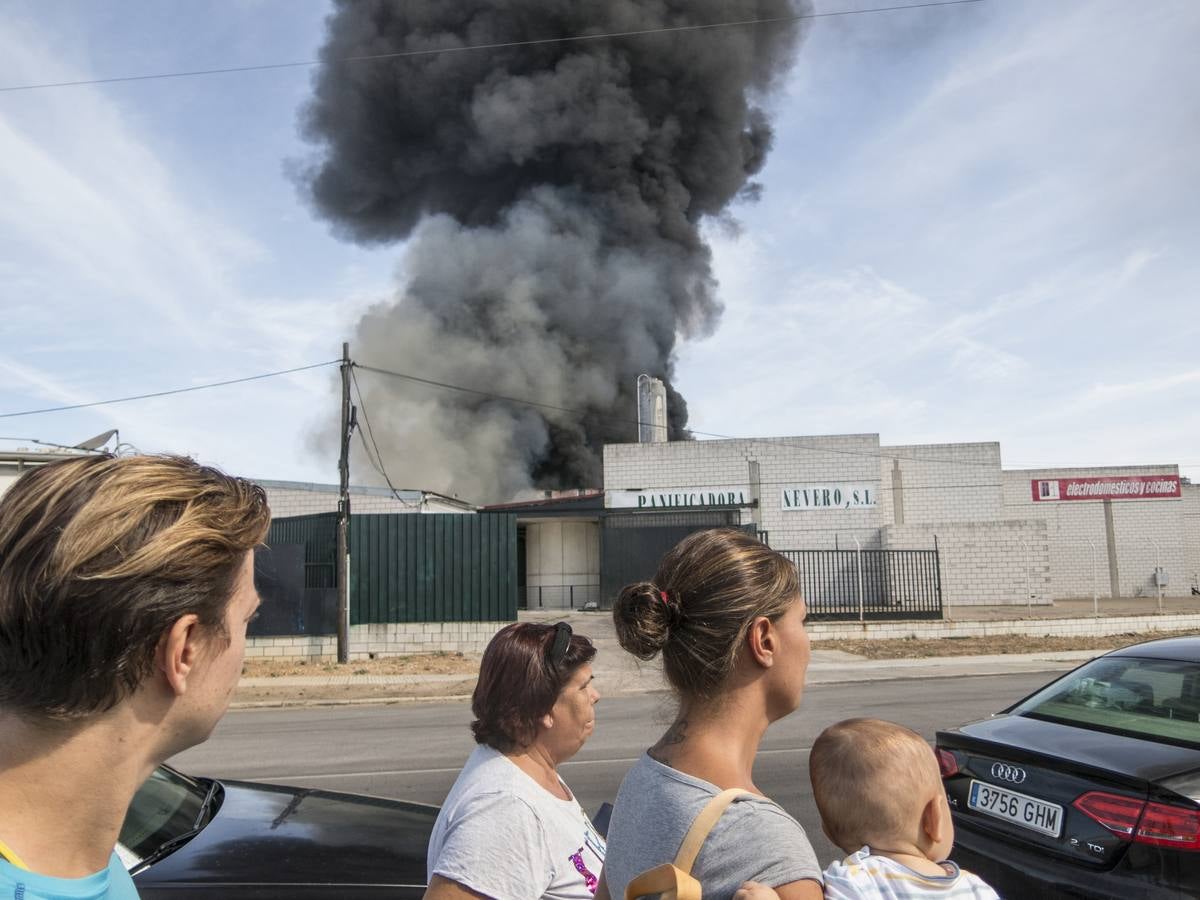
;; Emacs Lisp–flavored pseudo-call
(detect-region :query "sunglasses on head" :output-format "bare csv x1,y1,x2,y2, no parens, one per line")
548,621,572,666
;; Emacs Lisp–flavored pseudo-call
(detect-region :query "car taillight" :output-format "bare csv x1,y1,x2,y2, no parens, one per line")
1074,791,1143,836
1136,802,1200,850
1074,791,1200,851
936,748,959,778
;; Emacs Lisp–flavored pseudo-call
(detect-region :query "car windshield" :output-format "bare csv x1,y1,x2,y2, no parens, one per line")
1012,655,1200,748
116,766,211,867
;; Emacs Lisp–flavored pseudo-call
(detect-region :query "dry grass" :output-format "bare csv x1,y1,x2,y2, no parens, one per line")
812,629,1200,660
233,679,477,706
241,652,481,678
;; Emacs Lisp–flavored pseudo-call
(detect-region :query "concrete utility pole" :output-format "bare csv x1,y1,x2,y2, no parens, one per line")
1103,499,1120,600
336,342,355,663
891,458,905,525
748,460,762,528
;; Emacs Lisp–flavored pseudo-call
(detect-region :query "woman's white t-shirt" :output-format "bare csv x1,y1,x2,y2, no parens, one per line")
428,744,607,900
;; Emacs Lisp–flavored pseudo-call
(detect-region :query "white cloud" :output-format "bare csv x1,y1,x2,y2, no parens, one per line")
1076,369,1200,411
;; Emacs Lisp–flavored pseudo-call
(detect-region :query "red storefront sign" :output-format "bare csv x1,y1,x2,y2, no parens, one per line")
1031,474,1181,502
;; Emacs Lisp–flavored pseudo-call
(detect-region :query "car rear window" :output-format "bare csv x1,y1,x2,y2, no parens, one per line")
1011,655,1200,748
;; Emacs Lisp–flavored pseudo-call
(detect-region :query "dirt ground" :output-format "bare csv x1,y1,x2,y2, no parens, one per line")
811,629,1200,660
231,632,1200,706
233,679,478,706
241,652,480,678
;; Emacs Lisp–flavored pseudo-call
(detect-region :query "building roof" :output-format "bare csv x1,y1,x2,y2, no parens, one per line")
482,490,604,515
253,478,476,511
0,448,99,466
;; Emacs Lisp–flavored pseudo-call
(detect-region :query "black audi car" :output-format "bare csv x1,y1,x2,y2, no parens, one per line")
120,765,437,897
937,636,1200,899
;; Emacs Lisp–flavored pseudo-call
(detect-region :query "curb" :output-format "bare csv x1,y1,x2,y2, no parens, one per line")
231,653,1087,710
230,693,475,710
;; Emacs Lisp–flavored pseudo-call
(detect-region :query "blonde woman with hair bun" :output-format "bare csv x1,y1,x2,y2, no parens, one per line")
597,528,823,900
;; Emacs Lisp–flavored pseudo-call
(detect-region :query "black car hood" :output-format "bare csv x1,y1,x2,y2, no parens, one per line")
951,714,1200,786
135,778,436,889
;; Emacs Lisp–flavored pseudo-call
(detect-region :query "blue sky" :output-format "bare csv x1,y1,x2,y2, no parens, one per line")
1,0,1197,490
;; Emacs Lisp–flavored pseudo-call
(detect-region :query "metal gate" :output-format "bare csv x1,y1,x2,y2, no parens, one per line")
255,511,517,634
780,548,942,621
599,510,757,609
252,513,338,637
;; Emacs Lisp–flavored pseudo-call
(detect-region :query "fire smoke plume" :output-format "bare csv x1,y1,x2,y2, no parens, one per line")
302,1,808,502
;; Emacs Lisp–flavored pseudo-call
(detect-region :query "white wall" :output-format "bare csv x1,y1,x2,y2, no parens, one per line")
604,434,885,549
883,519,1050,606
878,442,1004,525
1003,467,1187,599
246,621,507,660
1184,484,1200,594
524,520,600,608
601,438,1197,606
260,481,473,518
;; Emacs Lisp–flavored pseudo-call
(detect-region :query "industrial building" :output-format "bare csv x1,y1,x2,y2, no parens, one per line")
506,376,1200,611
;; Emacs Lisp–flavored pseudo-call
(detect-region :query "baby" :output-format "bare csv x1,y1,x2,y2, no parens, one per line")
737,718,998,899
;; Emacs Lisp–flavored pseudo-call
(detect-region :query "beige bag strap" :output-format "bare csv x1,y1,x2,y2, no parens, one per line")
674,788,754,871
623,788,754,900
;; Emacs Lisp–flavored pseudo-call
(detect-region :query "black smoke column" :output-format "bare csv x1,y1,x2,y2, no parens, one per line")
302,1,808,502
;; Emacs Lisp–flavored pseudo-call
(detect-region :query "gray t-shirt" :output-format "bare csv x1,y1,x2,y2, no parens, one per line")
604,753,822,900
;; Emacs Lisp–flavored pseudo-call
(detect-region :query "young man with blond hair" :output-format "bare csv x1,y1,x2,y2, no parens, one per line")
0,454,271,899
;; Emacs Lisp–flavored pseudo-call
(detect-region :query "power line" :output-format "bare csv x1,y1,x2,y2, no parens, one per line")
355,362,1200,474
0,1,985,94
354,362,1020,470
0,360,339,420
350,366,420,507
354,363,597,421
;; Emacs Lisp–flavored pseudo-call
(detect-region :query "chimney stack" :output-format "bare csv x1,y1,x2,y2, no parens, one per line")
636,375,668,443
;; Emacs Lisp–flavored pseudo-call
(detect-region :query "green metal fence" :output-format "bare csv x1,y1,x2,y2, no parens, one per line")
264,512,518,627
349,513,517,624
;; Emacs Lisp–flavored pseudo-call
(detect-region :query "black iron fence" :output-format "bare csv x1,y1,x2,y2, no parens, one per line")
781,548,942,621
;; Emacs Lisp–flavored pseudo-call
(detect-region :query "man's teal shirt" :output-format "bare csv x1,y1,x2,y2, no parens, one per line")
0,853,138,900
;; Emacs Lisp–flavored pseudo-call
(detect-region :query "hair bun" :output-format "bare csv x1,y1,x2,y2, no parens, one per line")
612,581,674,660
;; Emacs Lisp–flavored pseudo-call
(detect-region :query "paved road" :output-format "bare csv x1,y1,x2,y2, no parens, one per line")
174,670,1055,865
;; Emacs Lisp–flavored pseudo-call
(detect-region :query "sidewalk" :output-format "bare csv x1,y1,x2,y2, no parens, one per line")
233,599,1200,709
233,647,1096,709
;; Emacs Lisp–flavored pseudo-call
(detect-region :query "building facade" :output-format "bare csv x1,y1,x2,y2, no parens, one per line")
603,434,1197,606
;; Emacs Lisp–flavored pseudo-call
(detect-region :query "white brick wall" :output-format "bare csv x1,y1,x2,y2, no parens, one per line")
1004,467,1188,599
1184,484,1200,593
601,439,1197,606
604,434,884,550
808,613,1200,642
882,519,1050,606
246,621,508,661
878,442,1003,526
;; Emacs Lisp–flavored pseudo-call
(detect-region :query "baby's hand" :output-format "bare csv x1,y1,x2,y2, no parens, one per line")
733,881,780,900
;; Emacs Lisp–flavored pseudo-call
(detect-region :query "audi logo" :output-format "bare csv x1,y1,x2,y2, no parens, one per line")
991,763,1028,784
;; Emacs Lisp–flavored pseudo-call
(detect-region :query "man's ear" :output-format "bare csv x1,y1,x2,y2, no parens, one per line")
745,616,776,668
157,614,202,697
541,711,555,731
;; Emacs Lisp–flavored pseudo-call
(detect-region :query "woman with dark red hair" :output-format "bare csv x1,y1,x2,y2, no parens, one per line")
424,622,604,900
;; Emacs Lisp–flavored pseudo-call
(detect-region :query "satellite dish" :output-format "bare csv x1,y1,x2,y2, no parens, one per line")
75,429,118,451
